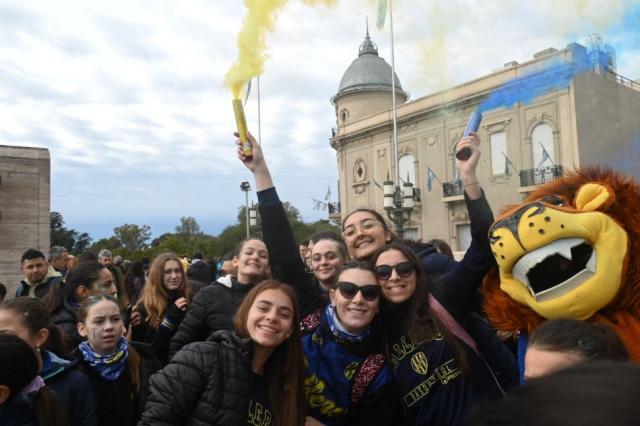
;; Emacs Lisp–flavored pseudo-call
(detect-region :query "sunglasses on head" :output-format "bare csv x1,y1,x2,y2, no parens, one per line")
337,281,380,301
374,262,415,281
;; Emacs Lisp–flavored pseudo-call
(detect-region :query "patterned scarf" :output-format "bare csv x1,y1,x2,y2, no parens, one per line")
325,304,370,343
79,336,129,381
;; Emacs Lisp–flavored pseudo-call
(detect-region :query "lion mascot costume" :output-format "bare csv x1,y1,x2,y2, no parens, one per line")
483,167,640,363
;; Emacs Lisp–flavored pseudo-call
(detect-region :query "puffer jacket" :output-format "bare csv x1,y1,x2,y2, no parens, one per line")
168,278,253,358
140,330,253,425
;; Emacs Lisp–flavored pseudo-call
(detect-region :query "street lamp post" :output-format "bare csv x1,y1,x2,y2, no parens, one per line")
240,181,251,239
383,174,414,238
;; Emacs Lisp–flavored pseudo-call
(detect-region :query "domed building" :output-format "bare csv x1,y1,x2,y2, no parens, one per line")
329,34,640,248
331,29,408,127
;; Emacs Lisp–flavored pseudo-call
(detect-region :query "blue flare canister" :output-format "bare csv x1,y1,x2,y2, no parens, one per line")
456,110,483,161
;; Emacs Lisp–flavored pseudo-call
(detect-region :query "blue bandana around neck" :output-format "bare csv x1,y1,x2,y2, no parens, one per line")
79,336,129,381
324,304,370,343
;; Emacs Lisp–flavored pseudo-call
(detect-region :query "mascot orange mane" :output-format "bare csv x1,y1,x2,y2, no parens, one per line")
483,167,640,361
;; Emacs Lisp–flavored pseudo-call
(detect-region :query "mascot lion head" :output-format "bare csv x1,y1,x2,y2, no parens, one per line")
483,167,640,360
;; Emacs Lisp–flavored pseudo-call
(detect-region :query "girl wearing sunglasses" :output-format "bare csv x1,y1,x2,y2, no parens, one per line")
372,242,517,426
238,133,402,425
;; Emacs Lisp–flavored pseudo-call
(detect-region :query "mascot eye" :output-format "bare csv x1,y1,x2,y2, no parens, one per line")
539,196,565,207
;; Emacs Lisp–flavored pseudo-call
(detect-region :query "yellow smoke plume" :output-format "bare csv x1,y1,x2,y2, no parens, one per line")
225,0,336,99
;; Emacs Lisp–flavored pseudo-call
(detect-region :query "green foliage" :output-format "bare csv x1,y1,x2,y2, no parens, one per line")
113,224,152,252
50,211,93,254
87,201,340,260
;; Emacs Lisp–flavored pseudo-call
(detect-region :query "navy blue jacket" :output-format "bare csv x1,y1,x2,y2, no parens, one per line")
382,192,518,426
42,351,98,426
258,187,404,425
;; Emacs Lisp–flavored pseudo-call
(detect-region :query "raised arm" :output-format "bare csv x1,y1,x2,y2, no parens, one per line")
428,133,496,316
237,133,324,317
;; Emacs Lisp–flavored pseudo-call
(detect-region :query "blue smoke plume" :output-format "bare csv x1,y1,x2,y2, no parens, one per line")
478,45,593,113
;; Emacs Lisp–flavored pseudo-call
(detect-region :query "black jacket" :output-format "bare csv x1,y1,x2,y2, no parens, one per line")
15,275,62,299
74,342,161,426
131,298,185,365
168,278,253,359
140,330,253,425
51,298,84,349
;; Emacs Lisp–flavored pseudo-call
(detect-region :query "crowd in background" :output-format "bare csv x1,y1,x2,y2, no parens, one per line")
1,131,638,426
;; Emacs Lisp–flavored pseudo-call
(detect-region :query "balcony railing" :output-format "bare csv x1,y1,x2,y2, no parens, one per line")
442,180,464,198
519,165,563,187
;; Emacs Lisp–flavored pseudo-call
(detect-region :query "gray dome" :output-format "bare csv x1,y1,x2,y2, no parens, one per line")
335,31,406,98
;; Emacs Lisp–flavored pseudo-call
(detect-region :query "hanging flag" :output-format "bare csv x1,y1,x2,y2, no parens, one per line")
324,184,331,201
426,167,441,192
502,152,518,176
536,144,554,170
376,0,388,29
243,79,252,106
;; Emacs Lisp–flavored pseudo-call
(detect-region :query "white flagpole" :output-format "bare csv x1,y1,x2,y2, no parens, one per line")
389,0,399,186
257,75,262,145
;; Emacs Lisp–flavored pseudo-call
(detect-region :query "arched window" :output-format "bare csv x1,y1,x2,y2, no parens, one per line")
340,109,349,125
398,154,416,186
532,123,554,168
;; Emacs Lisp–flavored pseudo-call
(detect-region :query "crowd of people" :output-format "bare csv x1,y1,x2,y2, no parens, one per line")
1,131,638,426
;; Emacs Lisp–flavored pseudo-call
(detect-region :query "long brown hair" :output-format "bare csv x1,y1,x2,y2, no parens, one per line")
233,280,305,426
77,295,142,395
135,253,187,328
372,242,470,376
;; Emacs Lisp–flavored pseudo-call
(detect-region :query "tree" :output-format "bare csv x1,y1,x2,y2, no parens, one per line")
113,224,151,251
50,211,93,253
175,216,202,235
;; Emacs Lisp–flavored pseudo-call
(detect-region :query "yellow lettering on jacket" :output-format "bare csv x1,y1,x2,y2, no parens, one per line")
402,359,461,407
304,374,345,417
247,400,272,426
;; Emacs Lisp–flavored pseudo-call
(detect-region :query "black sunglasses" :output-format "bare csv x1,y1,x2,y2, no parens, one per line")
337,281,380,301
374,262,415,281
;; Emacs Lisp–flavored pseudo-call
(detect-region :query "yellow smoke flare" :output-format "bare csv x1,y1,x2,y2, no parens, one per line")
225,0,336,99
225,0,288,99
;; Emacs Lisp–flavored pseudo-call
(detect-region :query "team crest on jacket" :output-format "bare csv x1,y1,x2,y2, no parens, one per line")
410,352,429,375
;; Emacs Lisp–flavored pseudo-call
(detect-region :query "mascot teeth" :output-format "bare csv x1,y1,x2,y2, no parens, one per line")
512,238,596,301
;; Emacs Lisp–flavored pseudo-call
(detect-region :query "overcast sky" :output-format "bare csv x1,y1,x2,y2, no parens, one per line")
1,0,638,241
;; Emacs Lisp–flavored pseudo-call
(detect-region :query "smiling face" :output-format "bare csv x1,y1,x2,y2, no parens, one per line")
162,260,183,291
311,239,344,288
246,288,294,350
329,268,379,334
235,239,270,284
375,249,417,304
342,211,391,261
78,300,122,355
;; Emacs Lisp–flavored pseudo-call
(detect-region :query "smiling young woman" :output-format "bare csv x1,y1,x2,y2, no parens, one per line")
132,252,188,364
168,238,272,358
141,280,306,426
371,242,518,426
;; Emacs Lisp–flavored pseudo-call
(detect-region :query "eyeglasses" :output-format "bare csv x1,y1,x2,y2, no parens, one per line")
341,220,382,239
337,281,380,301
374,262,415,281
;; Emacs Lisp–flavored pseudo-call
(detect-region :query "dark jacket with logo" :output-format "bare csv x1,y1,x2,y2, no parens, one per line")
140,330,254,425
